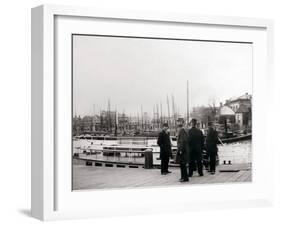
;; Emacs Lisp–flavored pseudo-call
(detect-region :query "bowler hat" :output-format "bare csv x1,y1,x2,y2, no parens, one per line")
190,118,197,123
162,123,169,127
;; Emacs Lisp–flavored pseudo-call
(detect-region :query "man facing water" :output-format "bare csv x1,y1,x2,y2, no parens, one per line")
175,119,190,182
206,122,219,174
157,123,172,175
188,118,205,177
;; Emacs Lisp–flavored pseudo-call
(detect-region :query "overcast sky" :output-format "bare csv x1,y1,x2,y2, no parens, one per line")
73,35,252,117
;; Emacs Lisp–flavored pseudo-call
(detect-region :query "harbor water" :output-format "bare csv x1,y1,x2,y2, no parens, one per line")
73,138,252,165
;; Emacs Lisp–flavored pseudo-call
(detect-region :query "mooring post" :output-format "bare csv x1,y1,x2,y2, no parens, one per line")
144,149,153,169
86,161,92,166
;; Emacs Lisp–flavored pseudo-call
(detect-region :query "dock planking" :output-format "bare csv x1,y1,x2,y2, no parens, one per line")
72,163,251,190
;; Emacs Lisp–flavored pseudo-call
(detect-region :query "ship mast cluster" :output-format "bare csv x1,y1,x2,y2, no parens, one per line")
73,81,190,136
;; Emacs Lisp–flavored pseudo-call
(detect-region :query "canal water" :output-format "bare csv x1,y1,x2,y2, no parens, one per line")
218,140,251,164
73,138,252,165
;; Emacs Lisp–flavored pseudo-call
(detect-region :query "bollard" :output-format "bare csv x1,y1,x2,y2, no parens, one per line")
116,164,126,168
144,149,153,169
228,160,232,165
223,160,226,165
86,161,92,166
105,163,113,167
129,165,139,168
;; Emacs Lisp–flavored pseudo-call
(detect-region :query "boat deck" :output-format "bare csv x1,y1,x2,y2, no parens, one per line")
72,162,251,190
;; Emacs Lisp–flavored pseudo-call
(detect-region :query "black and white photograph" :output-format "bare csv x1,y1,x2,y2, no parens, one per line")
72,34,252,190
1,0,280,223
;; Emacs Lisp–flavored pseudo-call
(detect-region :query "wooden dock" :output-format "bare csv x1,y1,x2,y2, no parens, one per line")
72,162,251,190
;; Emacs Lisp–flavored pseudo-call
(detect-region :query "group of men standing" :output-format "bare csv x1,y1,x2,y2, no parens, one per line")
157,118,219,183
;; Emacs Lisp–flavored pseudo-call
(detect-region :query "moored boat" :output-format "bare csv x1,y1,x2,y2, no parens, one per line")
220,133,251,144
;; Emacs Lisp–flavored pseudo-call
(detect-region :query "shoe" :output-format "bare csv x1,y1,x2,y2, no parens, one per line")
166,171,172,173
180,178,189,182
211,172,215,175
199,173,204,177
161,172,168,175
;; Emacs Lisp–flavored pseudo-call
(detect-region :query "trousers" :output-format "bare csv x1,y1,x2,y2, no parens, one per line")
180,163,189,179
161,157,169,173
189,151,203,176
209,152,217,172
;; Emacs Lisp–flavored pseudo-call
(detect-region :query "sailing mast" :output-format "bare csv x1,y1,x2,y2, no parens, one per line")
137,111,140,130
156,103,159,129
171,94,176,131
166,94,170,127
153,104,155,130
107,99,112,132
186,80,190,124
115,107,118,136
92,104,96,132
141,105,144,131
100,109,103,131
160,102,163,126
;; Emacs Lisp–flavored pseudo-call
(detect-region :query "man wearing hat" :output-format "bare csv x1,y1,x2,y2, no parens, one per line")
175,118,190,182
157,123,172,175
188,118,205,177
206,122,219,174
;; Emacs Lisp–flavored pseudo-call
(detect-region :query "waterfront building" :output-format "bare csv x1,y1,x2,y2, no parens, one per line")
100,110,117,132
81,116,94,132
225,93,252,112
224,93,252,129
92,115,101,131
190,105,219,128
235,104,252,128
118,113,130,133
73,115,82,135
218,105,236,131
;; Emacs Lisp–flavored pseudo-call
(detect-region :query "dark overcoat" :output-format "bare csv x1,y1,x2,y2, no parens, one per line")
175,127,190,164
206,127,219,153
157,130,172,159
188,127,205,153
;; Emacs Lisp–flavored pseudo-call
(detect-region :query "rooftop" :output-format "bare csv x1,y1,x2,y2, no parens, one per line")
236,104,251,113
219,105,235,116
227,93,252,103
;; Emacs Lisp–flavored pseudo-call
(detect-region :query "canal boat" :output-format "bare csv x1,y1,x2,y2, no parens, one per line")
220,133,251,144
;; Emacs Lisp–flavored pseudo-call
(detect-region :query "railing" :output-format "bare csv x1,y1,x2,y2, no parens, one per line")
117,137,148,146
73,139,252,168
74,146,156,165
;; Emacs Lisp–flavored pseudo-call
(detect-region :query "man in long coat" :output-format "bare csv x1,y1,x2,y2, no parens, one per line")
206,122,219,174
157,123,172,175
188,118,205,177
176,119,190,182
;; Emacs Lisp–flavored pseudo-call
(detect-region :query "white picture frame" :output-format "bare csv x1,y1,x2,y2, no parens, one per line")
31,4,274,221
